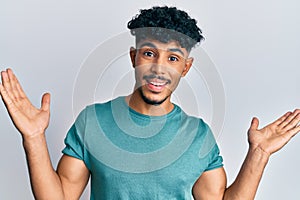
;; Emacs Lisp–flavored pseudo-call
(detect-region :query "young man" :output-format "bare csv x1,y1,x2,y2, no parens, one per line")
0,6,300,200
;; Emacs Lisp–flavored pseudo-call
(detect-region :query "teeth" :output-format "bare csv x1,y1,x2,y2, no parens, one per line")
150,81,165,86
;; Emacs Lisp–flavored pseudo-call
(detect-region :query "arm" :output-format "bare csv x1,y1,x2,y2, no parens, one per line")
222,146,269,200
192,167,226,200
0,69,89,199
193,110,300,200
23,135,90,200
57,155,90,200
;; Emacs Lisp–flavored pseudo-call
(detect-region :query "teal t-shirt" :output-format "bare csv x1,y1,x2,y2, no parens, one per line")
62,96,223,199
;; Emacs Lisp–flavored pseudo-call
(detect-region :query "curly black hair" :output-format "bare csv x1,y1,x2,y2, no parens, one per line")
127,6,204,52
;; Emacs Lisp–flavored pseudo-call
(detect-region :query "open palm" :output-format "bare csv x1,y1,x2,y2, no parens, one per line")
0,69,50,138
248,110,300,155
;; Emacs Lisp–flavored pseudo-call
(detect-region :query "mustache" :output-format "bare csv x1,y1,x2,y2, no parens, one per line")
143,74,171,84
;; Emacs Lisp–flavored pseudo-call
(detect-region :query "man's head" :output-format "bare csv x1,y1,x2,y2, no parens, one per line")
127,6,203,108
127,6,204,52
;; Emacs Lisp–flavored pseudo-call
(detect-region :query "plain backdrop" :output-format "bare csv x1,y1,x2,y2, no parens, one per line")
1,0,300,199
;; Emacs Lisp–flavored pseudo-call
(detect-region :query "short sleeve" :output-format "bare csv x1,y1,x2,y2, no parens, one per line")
62,108,87,160
198,120,223,171
205,144,223,171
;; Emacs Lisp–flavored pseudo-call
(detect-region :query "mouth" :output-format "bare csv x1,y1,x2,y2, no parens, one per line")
143,75,171,92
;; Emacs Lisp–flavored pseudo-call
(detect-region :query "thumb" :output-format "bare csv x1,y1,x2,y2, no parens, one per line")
250,117,259,131
41,93,51,112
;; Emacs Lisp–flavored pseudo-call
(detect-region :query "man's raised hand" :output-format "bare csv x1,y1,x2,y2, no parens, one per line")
0,68,50,138
248,109,300,156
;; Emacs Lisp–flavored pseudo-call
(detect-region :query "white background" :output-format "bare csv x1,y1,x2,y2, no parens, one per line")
1,0,300,199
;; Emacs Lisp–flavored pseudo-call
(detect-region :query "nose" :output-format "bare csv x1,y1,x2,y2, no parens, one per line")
150,57,166,75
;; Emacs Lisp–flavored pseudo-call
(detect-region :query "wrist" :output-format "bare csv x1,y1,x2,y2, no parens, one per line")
248,145,270,164
22,133,46,147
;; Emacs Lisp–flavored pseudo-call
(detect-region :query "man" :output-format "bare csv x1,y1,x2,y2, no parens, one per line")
0,6,300,200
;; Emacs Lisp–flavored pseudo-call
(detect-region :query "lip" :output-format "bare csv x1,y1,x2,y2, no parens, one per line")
145,79,168,92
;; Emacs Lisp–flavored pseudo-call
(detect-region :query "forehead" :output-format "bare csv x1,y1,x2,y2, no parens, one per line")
136,39,189,57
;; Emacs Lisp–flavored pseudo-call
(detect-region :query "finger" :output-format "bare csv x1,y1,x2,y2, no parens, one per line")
249,117,259,131
282,112,300,131
1,71,15,105
7,69,27,99
292,109,300,116
41,93,51,112
0,83,16,112
278,109,300,129
284,123,300,140
7,69,21,99
273,111,292,126
1,70,14,100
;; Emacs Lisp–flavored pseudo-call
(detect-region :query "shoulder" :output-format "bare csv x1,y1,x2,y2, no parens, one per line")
176,105,217,148
83,96,124,115
175,104,210,133
73,97,120,125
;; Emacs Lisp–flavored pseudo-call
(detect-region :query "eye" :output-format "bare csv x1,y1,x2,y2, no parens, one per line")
143,51,155,57
168,56,179,62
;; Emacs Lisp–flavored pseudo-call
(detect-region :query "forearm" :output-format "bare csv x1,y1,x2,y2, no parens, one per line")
223,147,269,200
23,134,65,200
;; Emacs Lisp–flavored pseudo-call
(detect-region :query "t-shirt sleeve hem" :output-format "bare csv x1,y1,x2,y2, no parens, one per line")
62,147,84,160
204,163,224,172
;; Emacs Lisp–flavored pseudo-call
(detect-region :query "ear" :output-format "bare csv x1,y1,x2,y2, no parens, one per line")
181,57,194,77
129,47,136,68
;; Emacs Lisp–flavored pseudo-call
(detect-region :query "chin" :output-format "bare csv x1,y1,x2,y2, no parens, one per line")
139,88,169,106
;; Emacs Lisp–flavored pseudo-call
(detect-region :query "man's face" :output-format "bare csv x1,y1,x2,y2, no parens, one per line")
130,39,193,105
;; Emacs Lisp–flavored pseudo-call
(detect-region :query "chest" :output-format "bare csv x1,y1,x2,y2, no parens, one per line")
87,149,205,200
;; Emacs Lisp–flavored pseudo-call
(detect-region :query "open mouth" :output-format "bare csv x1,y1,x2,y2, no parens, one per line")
149,80,168,87
143,75,171,92
145,78,169,92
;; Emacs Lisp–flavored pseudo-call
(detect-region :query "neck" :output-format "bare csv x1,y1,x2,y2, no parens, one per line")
125,91,174,116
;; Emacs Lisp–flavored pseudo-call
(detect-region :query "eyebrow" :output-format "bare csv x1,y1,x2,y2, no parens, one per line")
168,48,184,56
138,42,185,57
138,42,156,49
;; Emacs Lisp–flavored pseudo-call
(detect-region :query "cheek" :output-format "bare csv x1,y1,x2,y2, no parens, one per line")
167,73,182,91
134,69,142,81
169,67,183,80
168,63,186,74
134,66,148,83
171,76,182,87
